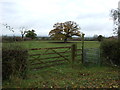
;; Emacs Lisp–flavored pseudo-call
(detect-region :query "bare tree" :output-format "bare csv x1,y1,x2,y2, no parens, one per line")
3,23,14,32
2,23,16,41
20,27,27,39
111,8,120,40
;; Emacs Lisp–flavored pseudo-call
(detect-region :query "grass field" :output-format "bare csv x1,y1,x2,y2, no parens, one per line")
3,41,120,88
13,40,100,49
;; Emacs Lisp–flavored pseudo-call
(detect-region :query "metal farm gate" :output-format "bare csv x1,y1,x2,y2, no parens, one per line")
83,48,101,66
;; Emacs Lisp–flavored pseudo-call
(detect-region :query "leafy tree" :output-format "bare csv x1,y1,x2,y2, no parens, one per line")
25,29,37,39
97,35,104,42
49,21,81,42
111,8,120,40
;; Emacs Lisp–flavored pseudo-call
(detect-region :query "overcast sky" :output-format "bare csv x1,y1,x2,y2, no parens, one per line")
0,0,119,37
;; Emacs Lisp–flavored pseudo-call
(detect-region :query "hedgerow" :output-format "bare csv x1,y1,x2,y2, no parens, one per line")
100,39,120,66
2,43,28,80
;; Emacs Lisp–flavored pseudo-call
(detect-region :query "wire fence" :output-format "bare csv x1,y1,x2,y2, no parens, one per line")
83,48,101,66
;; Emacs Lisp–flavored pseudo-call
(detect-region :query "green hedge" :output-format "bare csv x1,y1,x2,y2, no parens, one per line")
2,43,28,80
100,39,120,66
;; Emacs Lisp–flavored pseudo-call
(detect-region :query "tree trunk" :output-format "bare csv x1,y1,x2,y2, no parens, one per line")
64,38,67,43
22,34,24,39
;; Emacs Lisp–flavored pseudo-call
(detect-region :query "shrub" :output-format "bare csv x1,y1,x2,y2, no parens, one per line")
2,43,28,81
2,36,25,42
2,36,15,42
100,39,120,66
23,37,32,41
15,37,23,41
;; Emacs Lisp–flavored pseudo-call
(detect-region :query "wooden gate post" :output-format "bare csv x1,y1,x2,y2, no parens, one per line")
81,33,85,64
71,44,77,68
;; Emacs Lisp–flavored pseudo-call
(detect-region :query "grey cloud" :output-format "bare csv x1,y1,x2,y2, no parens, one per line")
1,1,18,13
1,0,118,37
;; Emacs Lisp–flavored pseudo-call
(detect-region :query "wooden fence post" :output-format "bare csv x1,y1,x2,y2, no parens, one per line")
81,33,85,64
71,44,77,68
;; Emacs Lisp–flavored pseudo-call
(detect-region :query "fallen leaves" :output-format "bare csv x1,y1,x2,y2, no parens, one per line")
3,66,120,88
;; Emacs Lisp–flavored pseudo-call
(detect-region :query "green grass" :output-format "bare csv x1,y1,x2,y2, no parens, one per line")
3,65,120,88
3,41,120,88
12,40,100,49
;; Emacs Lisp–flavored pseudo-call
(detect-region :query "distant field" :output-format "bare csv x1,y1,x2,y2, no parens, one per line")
15,41,100,49
3,41,120,88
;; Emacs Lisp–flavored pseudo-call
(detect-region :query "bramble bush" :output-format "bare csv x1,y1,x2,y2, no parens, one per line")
2,43,28,81
100,39,120,66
